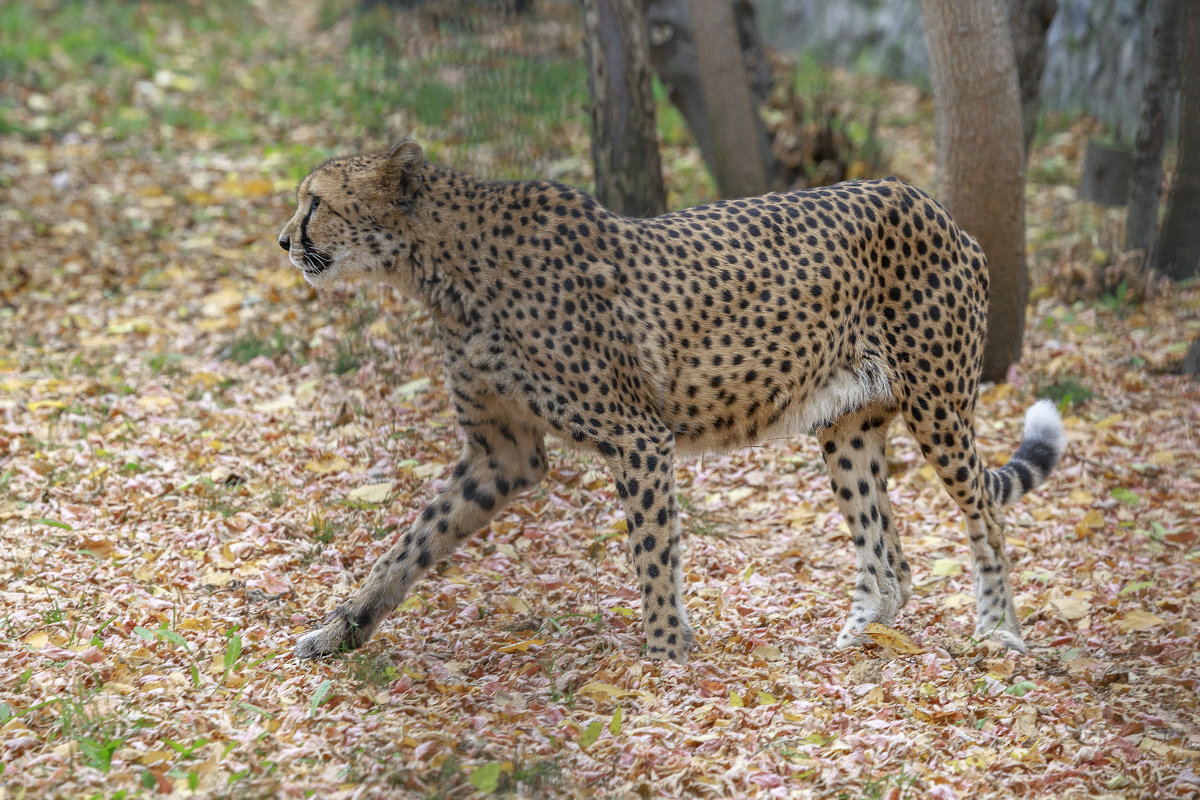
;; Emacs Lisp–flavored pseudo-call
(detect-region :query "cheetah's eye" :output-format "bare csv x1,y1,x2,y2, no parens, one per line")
302,195,321,229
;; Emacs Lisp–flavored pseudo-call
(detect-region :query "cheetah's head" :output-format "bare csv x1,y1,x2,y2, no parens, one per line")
278,139,425,290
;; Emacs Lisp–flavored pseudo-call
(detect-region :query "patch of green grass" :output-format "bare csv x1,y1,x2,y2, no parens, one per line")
1029,154,1072,185
345,653,399,688
1037,376,1097,410
311,513,338,545
495,757,563,797
266,483,289,510
197,477,241,519
22,682,135,776
223,328,291,365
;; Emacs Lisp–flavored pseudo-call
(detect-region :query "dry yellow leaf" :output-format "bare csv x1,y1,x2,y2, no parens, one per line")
1069,489,1095,505
411,462,446,479
751,645,784,662
140,749,173,767
506,596,531,614
1,718,31,737
496,638,544,654
1075,509,1105,536
305,454,349,474
1117,610,1164,633
862,623,923,654
930,558,963,577
219,176,274,198
943,592,974,609
1051,597,1090,620
347,482,394,503
23,631,49,649
200,287,243,317
201,567,233,587
726,486,755,503
1150,450,1176,466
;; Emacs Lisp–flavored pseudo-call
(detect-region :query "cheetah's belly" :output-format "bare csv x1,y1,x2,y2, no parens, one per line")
760,361,895,440
673,360,895,456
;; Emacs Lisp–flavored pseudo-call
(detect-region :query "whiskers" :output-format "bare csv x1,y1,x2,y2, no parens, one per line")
301,240,333,274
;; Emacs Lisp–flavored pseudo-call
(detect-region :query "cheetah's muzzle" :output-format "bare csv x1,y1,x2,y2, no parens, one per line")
279,138,1066,665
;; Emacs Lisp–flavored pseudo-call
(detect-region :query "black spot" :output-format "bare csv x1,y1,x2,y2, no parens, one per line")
462,479,496,510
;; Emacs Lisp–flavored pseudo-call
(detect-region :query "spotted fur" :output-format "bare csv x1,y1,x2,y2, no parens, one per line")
278,140,1065,663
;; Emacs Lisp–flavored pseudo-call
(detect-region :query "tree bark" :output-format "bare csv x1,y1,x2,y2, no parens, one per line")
582,0,667,217
1157,0,1200,280
649,0,776,198
1007,0,1057,154
921,0,1028,383
1126,0,1181,260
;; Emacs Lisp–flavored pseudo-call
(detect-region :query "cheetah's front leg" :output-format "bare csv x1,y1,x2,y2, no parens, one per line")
603,429,695,664
295,421,547,659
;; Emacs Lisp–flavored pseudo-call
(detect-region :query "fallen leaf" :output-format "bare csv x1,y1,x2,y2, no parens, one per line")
578,720,603,748
305,454,349,474
347,482,394,503
23,631,49,649
578,682,626,699
1051,597,1091,620
862,623,923,654
505,596,531,614
751,645,784,662
1075,508,1104,536
1116,610,1164,632
469,762,501,793
496,638,544,654
930,557,962,577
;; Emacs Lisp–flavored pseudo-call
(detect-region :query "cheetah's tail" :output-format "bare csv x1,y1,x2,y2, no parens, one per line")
985,400,1067,507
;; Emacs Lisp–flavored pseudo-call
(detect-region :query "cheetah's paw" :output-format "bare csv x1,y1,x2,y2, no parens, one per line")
645,621,696,665
975,627,1028,654
295,606,374,659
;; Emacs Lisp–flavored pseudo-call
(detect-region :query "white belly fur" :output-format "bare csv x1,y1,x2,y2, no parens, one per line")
760,361,895,443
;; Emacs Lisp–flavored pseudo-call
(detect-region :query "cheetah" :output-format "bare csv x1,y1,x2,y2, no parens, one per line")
278,139,1065,664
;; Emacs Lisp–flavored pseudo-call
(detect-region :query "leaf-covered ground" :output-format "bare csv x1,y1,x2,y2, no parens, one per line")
2,2,1199,798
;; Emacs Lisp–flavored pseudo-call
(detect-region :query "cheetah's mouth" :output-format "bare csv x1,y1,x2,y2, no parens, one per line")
300,235,333,276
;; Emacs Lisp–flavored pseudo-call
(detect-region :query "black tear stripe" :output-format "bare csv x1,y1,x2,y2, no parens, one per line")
300,195,320,243
300,195,323,271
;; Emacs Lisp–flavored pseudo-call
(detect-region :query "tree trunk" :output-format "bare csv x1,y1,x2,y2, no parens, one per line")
582,0,667,217
921,0,1028,383
688,0,774,198
1182,335,1200,377
1157,0,1200,280
1007,0,1057,154
1126,0,1181,260
648,0,776,198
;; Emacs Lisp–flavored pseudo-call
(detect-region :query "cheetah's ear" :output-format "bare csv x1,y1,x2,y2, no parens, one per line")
382,139,424,198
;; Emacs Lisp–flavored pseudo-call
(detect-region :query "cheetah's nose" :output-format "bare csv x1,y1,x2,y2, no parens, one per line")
278,235,291,251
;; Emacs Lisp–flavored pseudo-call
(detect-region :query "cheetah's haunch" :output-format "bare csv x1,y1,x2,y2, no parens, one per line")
279,140,1065,664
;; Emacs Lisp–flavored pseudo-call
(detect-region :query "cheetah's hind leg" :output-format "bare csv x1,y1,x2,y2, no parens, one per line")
815,405,912,648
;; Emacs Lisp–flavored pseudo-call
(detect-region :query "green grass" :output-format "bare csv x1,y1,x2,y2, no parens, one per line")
0,0,587,171
1037,377,1097,410
223,328,292,365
